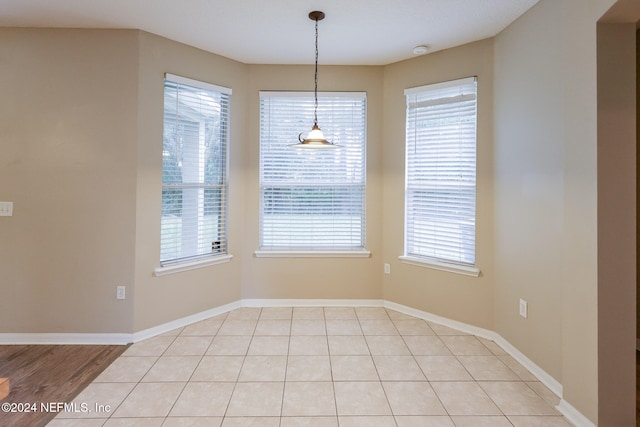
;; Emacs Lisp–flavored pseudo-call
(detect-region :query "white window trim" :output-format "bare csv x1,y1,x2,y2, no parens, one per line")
254,249,371,258
399,255,480,277
403,76,478,268
159,73,231,269
154,254,233,276
166,73,232,95
260,91,366,99
258,91,367,253
404,76,476,95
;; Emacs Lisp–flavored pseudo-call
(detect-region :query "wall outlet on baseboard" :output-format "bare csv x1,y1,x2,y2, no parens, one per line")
116,286,126,300
384,263,391,274
519,298,528,318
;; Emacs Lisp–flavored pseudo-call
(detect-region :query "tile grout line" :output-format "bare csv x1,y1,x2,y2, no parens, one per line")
455,336,510,421
161,315,225,423
276,308,293,427
320,307,340,425
369,309,400,427
57,306,575,427
393,313,454,423
106,330,182,424
165,317,214,424
223,307,261,422
471,336,562,422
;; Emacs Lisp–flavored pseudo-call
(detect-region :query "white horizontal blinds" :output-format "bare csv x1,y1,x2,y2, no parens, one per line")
260,92,366,250
161,74,231,265
405,77,477,265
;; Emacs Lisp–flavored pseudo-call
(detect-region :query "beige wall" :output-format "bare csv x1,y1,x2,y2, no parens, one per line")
493,0,565,386
0,29,492,333
133,32,247,331
381,39,495,330
493,0,636,423
2,2,638,421
0,29,139,334
0,29,250,334
241,65,384,300
561,0,605,421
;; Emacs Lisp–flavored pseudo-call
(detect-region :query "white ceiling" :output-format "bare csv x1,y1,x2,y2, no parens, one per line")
0,0,539,65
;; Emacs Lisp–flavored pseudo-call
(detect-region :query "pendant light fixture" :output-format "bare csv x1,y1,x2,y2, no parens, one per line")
292,10,338,149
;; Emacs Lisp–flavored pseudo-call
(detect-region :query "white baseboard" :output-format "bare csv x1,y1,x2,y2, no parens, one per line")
382,301,593,424
0,300,244,345
0,333,131,345
0,297,594,426
557,399,597,427
242,298,383,308
491,334,563,397
132,300,242,342
384,301,497,339
383,301,563,398
244,299,567,408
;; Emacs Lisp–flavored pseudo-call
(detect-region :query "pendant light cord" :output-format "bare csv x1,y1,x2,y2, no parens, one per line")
314,17,319,127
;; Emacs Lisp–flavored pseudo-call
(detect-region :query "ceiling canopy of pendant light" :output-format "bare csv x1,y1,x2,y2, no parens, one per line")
291,10,339,149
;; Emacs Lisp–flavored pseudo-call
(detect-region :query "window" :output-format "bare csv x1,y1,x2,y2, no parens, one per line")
160,74,231,266
258,92,367,253
403,77,478,274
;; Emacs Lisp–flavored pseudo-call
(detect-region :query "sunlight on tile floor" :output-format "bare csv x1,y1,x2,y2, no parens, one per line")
48,307,573,426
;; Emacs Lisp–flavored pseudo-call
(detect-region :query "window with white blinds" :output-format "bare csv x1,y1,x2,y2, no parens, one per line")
161,74,231,265
404,77,477,266
259,92,366,250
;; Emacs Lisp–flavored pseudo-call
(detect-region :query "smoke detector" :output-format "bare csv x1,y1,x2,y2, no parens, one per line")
413,45,429,55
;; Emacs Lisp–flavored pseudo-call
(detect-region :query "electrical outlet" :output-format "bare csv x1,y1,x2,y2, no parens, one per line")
519,299,528,318
116,286,126,300
384,263,391,274
0,201,13,217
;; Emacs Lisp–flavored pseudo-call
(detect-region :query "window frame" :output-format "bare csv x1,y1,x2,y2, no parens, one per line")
255,91,370,258
155,73,232,275
401,77,480,277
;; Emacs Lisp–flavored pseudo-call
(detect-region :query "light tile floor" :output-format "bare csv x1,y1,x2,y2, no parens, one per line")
49,307,574,426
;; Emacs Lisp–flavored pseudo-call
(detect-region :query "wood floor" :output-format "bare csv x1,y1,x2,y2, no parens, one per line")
0,344,127,427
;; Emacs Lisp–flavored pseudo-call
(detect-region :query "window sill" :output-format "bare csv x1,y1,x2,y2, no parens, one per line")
399,255,480,277
255,249,371,258
154,254,233,277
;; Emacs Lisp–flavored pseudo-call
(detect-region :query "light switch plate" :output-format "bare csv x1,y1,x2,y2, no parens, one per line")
519,299,528,319
0,202,13,217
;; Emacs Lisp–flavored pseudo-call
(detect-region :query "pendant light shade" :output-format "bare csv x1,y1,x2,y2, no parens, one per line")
296,124,334,149
291,11,339,149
